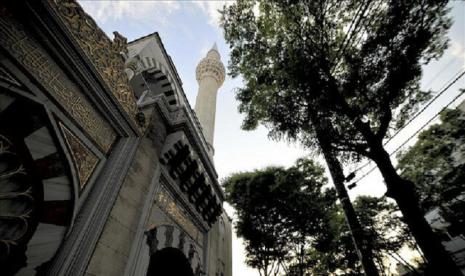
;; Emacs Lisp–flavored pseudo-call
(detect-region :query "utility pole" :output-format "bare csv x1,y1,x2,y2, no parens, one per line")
313,117,380,276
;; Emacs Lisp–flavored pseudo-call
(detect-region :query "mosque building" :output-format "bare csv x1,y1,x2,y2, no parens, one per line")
0,1,232,275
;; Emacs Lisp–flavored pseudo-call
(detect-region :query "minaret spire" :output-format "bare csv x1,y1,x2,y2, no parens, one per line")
195,43,225,157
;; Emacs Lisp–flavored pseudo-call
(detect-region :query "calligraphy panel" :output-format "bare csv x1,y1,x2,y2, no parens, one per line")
49,0,139,124
0,12,116,153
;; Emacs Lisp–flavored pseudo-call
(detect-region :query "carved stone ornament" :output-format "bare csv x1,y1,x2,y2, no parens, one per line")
195,49,225,86
59,123,99,189
49,0,139,124
0,11,117,153
156,188,203,245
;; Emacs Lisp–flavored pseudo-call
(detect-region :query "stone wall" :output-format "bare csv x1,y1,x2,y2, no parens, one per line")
206,212,233,276
86,110,167,275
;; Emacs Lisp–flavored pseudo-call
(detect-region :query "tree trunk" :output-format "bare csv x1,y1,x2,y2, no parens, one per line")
299,243,304,276
313,119,380,276
369,144,463,276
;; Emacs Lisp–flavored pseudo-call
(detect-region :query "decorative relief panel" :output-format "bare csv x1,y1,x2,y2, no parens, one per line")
59,123,99,189
0,12,116,153
49,0,139,124
156,187,203,245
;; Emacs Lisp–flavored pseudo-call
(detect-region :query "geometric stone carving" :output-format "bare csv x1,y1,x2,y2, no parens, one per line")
160,140,222,226
49,0,139,126
0,13,117,153
195,45,225,86
0,117,73,275
59,123,99,189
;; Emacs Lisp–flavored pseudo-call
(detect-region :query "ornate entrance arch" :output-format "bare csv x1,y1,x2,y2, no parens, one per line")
0,90,75,275
145,224,203,276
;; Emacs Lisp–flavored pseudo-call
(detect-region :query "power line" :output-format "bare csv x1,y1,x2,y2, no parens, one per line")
329,1,465,181
350,85,465,185
336,0,384,174
348,68,465,176
390,88,465,158
348,0,384,51
332,0,373,72
384,69,465,146
328,0,382,173
337,0,459,175
334,2,365,60
423,58,458,89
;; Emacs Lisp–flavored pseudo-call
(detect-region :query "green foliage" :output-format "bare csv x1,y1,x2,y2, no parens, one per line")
311,196,413,274
224,158,412,275
354,197,414,267
310,207,363,275
221,2,459,270
223,159,336,275
397,108,465,233
221,0,451,160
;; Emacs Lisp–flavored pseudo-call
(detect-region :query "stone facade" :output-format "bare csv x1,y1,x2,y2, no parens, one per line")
0,1,232,275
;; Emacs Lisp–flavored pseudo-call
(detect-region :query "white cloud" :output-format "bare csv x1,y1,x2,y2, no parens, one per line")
450,41,465,68
192,1,233,28
78,1,181,26
79,1,234,29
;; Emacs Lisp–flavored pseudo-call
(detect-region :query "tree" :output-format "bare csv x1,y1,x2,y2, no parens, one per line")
221,0,461,274
312,196,415,275
311,206,365,275
353,196,416,273
222,159,336,276
225,169,288,276
397,108,465,235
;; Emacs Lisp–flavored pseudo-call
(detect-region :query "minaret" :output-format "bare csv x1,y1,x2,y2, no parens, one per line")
195,43,225,156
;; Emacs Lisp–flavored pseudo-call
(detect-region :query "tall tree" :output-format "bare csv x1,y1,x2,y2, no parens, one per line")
397,108,465,234
221,0,461,274
222,159,336,276
314,123,380,276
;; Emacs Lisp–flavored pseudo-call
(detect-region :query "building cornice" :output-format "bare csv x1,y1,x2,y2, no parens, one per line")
130,32,215,164
141,95,223,201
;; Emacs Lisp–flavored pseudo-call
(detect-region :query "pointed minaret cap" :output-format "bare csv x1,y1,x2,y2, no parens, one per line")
207,42,221,60
212,42,218,52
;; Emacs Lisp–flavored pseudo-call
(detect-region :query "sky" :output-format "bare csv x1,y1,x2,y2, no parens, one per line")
78,1,465,275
